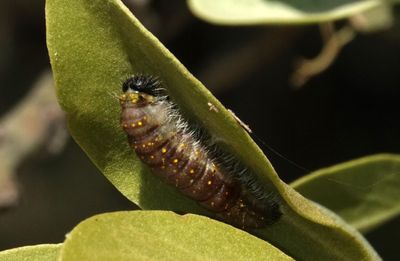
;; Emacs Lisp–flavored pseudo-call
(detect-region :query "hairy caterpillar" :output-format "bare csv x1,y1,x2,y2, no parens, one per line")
119,75,282,229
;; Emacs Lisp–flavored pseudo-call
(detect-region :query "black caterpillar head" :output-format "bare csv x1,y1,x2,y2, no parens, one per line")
122,75,161,96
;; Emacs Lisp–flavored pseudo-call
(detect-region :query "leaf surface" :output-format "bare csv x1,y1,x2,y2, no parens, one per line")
291,154,400,233
0,244,61,261
59,211,293,261
187,0,381,24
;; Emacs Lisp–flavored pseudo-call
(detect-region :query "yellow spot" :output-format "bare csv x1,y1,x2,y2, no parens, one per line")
240,203,245,208
130,123,135,127
147,142,152,146
128,93,139,103
173,159,179,164
150,155,155,159
195,150,199,155
189,169,195,174
138,121,143,126
121,94,126,99
207,180,212,185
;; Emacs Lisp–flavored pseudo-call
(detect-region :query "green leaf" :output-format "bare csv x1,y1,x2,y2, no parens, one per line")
46,0,380,259
0,244,61,261
348,2,394,32
187,0,382,25
59,211,293,260
291,154,400,233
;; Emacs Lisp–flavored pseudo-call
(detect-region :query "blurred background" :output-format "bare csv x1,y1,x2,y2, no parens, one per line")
0,0,399,259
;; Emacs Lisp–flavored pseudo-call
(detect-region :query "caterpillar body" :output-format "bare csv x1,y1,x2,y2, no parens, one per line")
119,75,281,229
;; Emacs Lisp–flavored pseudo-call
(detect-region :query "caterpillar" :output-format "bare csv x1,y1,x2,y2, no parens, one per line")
119,75,282,229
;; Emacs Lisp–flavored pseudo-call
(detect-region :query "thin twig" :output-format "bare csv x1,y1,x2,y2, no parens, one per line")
290,24,356,88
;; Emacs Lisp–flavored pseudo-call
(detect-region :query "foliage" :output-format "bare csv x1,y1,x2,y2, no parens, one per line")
0,244,61,261
59,211,293,261
291,154,400,233
1,0,399,260
187,0,383,24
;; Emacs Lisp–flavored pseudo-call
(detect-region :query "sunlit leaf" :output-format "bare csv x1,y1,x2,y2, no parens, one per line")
59,211,293,260
187,0,382,25
0,244,61,261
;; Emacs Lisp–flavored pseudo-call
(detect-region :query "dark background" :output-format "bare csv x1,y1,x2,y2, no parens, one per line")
0,0,399,259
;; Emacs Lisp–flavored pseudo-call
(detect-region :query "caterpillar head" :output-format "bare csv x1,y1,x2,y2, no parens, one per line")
120,75,161,105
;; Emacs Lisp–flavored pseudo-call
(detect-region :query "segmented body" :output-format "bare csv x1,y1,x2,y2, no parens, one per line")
119,75,281,229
